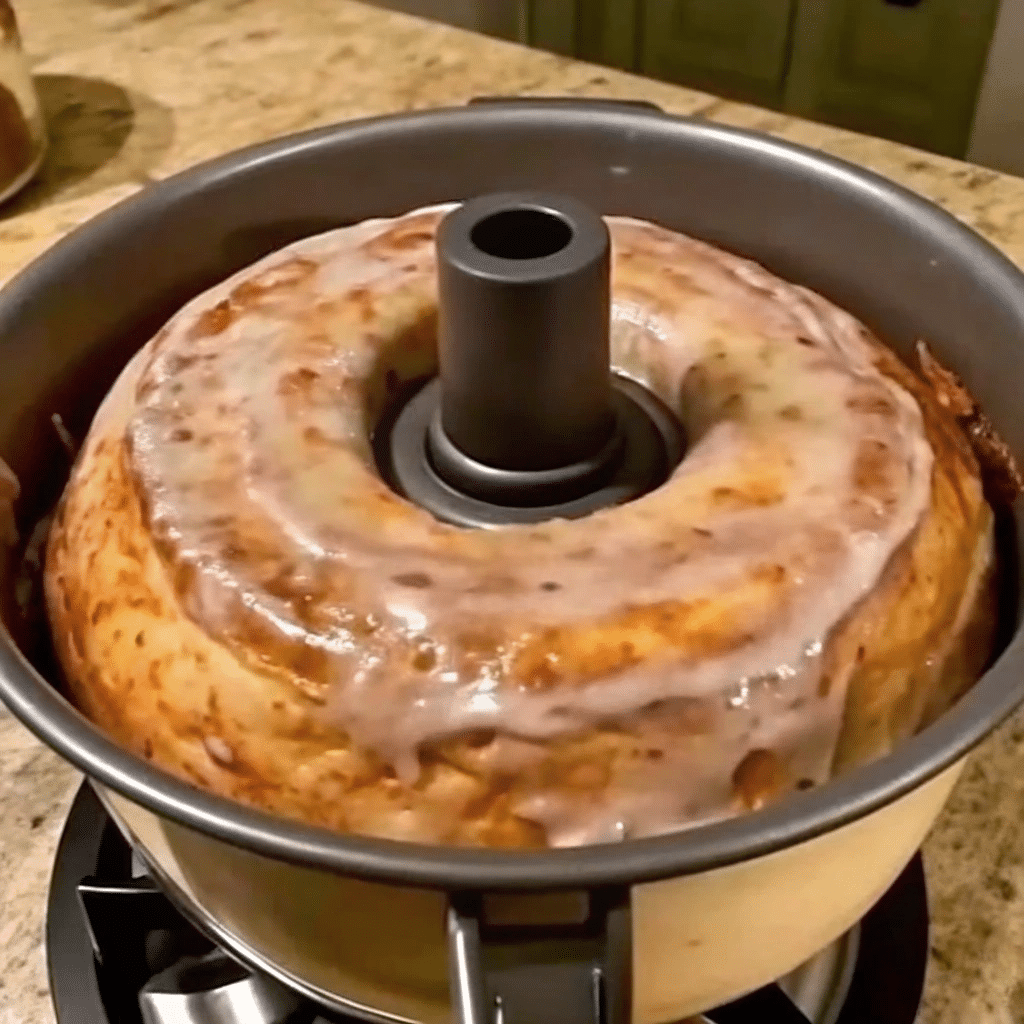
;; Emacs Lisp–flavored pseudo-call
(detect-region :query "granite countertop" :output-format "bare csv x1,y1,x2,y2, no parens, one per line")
2,1,1024,1022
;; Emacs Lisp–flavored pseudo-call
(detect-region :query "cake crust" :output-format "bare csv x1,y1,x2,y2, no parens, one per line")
45,209,998,848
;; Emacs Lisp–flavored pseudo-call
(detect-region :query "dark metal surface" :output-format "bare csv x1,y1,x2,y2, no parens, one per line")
447,887,631,1024
138,952,301,1024
834,854,930,1024
706,984,813,1024
48,782,928,1024
383,191,681,526
436,192,614,477
383,371,681,527
3,98,1024,889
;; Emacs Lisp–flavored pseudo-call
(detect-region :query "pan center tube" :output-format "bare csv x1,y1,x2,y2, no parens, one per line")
380,192,683,528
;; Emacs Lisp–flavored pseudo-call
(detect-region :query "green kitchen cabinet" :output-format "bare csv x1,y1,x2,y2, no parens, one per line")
529,1,796,105
784,0,1002,157
527,0,637,70
639,0,797,108
527,0,1000,160
527,1,577,57
575,1,640,73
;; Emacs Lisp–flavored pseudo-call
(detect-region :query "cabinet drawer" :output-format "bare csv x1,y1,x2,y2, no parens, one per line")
641,0,796,106
784,0,1000,157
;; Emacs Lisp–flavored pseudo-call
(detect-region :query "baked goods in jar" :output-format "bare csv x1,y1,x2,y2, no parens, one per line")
45,205,1000,848
0,0,45,201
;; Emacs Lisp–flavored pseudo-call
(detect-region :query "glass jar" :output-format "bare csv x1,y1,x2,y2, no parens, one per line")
0,0,45,205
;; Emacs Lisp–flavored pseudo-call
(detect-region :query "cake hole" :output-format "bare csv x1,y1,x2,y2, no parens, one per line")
412,644,437,671
393,571,432,589
470,208,573,261
465,728,496,749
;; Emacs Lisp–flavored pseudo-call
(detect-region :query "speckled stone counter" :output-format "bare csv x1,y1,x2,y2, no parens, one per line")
2,2,1024,1022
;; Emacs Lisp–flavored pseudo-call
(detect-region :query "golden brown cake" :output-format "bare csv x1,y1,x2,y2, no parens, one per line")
45,207,999,848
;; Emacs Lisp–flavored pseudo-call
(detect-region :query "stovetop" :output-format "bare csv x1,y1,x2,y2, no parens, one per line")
46,782,929,1024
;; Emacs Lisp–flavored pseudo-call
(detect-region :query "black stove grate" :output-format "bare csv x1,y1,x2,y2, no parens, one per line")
46,783,928,1024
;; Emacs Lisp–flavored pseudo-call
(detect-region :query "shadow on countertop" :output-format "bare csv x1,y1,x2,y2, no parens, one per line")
1,72,174,218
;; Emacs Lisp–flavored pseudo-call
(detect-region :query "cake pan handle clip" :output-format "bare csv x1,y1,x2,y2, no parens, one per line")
446,886,632,1024
468,96,664,113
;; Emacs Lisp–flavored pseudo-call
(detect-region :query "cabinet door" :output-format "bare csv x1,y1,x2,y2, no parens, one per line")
784,0,1001,158
640,0,797,107
527,1,639,71
527,0,577,57
577,0,640,72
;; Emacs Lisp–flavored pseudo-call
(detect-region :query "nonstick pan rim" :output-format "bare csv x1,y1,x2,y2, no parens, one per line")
1,101,1022,891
